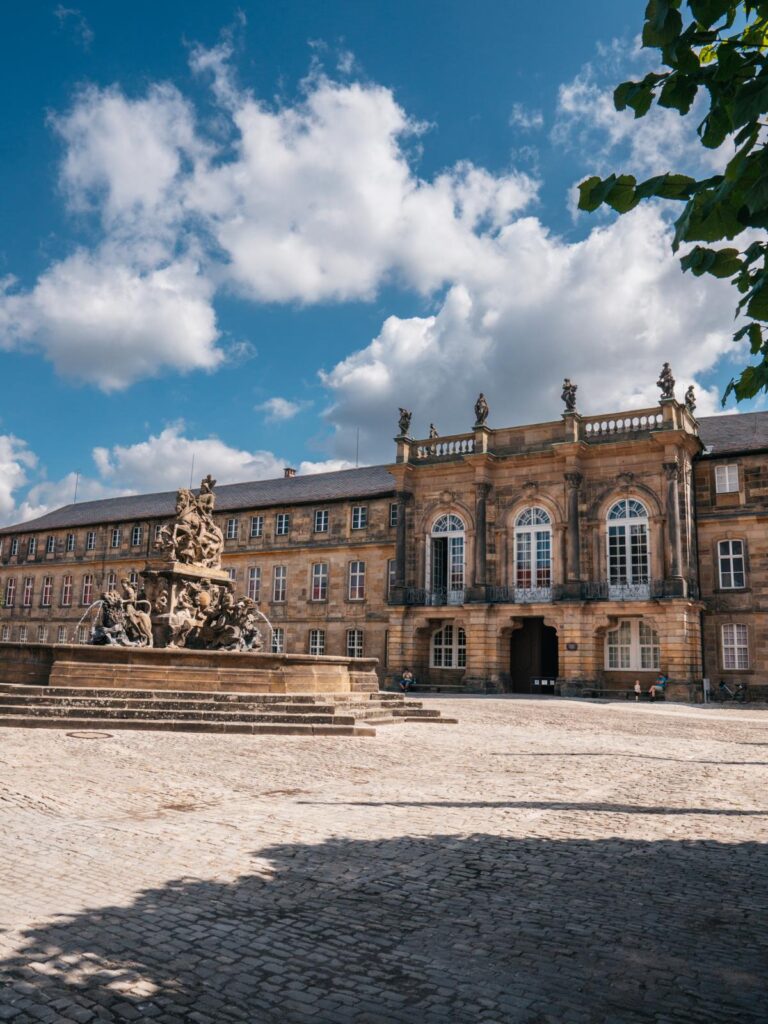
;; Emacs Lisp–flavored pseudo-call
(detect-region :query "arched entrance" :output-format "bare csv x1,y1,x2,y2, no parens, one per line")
510,618,559,694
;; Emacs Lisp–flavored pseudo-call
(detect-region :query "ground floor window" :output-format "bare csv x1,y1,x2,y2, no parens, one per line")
0,625,9,642
309,629,325,656
271,627,285,654
57,625,67,643
346,628,364,658
722,623,749,670
19,626,28,643
605,618,660,670
37,625,48,643
431,624,467,668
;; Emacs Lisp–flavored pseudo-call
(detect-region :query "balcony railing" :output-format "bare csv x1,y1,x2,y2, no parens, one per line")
488,586,553,604
582,409,663,439
404,587,466,606
398,578,699,606
412,433,475,461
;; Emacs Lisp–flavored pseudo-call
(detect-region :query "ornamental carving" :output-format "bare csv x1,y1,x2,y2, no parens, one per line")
155,475,224,569
397,408,412,436
564,472,583,490
657,362,675,400
561,378,578,413
474,393,489,426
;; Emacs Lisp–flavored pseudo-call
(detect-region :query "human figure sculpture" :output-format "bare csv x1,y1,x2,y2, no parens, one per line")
429,423,439,439
561,378,578,413
398,408,412,436
155,477,225,568
474,393,489,426
657,362,675,400
120,579,154,647
685,384,696,413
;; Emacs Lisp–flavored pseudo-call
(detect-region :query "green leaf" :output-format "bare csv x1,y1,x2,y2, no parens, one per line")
659,73,699,112
731,71,768,128
605,175,640,213
577,176,609,212
643,0,684,46
689,0,735,28
614,74,665,116
746,279,768,318
698,105,732,147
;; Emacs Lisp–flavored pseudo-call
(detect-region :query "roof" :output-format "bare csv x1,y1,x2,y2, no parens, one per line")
697,411,768,456
0,464,397,535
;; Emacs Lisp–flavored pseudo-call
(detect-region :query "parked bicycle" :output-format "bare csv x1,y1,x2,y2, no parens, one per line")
715,680,747,703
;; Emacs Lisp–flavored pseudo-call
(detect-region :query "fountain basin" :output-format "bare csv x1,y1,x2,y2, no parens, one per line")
0,643,379,694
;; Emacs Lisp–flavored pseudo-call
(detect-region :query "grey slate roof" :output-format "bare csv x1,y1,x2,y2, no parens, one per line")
0,465,397,535
697,411,768,456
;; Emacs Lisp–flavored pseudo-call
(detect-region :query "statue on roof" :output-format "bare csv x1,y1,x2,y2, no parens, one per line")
657,362,675,400
685,384,696,414
429,423,439,439
474,393,489,426
561,378,578,413
397,408,412,437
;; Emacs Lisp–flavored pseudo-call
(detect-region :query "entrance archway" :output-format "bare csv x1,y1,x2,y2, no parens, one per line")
509,618,559,694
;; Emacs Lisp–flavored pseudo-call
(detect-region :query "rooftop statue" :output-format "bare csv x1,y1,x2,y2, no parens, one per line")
561,378,578,413
398,407,412,437
155,476,225,569
657,362,676,400
685,384,696,413
429,423,439,439
474,393,489,426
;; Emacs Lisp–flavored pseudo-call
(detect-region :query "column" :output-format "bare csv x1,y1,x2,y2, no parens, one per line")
561,472,583,599
663,461,685,596
470,482,491,602
394,492,409,587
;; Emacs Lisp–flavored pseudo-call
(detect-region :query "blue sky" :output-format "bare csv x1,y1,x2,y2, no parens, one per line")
0,2,753,524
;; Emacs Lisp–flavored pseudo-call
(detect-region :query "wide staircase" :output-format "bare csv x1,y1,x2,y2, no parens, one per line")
0,684,456,737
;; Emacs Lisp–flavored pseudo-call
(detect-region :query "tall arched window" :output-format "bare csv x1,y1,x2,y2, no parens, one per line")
607,498,650,599
431,624,467,668
515,507,552,602
427,514,465,605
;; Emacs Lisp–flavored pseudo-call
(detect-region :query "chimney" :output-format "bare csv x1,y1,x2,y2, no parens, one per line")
283,467,296,479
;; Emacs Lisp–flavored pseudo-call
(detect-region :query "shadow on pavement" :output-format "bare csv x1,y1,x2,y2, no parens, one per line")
2,834,767,1023
299,799,767,816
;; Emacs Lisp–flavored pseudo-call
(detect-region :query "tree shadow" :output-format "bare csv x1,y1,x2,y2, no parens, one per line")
299,799,768,815
2,834,767,1023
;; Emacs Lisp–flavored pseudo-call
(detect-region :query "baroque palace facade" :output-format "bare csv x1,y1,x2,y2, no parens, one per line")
0,386,766,698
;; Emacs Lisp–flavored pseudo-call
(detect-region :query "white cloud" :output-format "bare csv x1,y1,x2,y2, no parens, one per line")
509,103,544,131
256,397,307,423
0,436,38,524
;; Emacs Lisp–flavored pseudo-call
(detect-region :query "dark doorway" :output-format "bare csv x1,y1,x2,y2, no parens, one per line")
510,619,559,694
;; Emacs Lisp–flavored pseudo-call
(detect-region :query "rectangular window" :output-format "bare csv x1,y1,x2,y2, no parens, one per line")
226,518,238,540
106,571,117,591
715,464,739,494
129,570,139,588
722,623,749,670
19,626,27,644
1,625,9,642
349,560,366,600
311,562,329,601
131,525,142,546
154,524,163,542
275,513,290,536
22,577,33,607
66,533,76,552
57,626,67,643
37,625,48,643
110,528,121,549
41,576,53,607
272,565,286,602
250,515,264,538
28,537,37,556
81,574,94,606
314,509,329,533
389,502,399,527
271,627,285,654
10,538,18,557
607,620,632,670
247,567,261,601
61,576,72,606
718,540,746,589
346,628,364,658
86,531,96,551
351,505,367,530
4,578,15,607
46,536,56,554
226,568,236,582
77,625,87,644
639,621,660,670
388,558,397,596
309,628,326,655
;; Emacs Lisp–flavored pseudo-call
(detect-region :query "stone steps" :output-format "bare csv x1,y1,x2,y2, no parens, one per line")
0,683,455,736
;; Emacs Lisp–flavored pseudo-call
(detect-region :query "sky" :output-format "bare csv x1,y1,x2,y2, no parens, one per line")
0,1,757,525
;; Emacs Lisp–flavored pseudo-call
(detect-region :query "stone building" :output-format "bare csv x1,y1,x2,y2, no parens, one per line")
0,395,766,698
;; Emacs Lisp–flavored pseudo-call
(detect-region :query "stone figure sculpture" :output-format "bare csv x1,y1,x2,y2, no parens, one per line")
186,591,263,652
657,362,675,400
91,582,153,647
561,378,578,412
155,477,225,568
398,408,412,436
685,384,696,413
474,393,489,426
429,423,439,439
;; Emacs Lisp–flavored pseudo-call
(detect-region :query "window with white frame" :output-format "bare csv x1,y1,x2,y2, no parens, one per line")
110,527,121,549
389,502,399,527
129,570,139,588
81,574,94,606
41,577,53,607
515,507,552,596
1,625,9,642
86,531,96,551
271,627,285,653
272,565,286,602
22,577,33,607
154,524,163,542
77,625,87,643
715,464,739,494
275,513,290,536
226,567,236,582
66,533,76,552
19,626,28,643
718,540,746,589
308,628,326,655
28,537,37,556
348,560,366,600
247,566,261,601
387,558,397,596
10,538,18,557
57,625,67,643
605,618,660,670
46,536,55,554
428,514,465,599
431,624,467,668
311,562,328,601
4,578,16,607
347,628,364,658
106,571,117,591
250,515,264,538
226,518,239,540
314,509,329,533
37,625,48,643
61,575,72,606
131,525,142,546
722,623,749,669
607,499,650,594
351,505,367,530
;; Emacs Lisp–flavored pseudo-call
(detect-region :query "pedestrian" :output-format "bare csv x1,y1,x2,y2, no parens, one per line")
399,667,415,693
648,670,668,701
633,679,641,702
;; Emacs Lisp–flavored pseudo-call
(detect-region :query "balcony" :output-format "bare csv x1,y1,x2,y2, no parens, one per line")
404,587,466,607
488,586,553,604
394,577,699,607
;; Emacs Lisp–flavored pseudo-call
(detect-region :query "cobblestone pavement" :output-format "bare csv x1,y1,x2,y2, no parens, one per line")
1,697,768,1023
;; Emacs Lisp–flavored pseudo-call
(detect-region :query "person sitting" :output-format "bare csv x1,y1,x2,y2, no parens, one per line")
399,668,415,693
648,671,668,701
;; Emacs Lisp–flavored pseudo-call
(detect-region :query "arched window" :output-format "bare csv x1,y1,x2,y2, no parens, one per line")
431,624,467,668
607,498,650,598
427,514,465,605
606,618,660,670
514,507,552,601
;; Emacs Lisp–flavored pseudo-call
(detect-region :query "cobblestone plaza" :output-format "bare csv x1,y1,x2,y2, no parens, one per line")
1,698,767,1023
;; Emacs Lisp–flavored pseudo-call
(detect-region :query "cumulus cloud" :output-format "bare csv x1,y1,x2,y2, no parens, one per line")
0,436,38,524
509,103,544,131
256,397,307,423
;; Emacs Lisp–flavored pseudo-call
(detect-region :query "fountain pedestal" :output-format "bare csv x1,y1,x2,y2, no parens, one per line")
141,560,231,648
